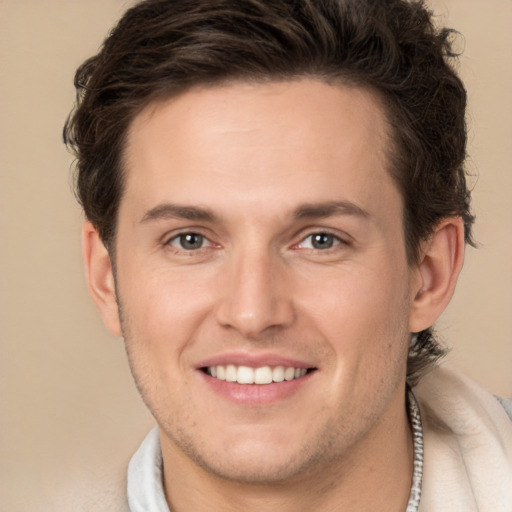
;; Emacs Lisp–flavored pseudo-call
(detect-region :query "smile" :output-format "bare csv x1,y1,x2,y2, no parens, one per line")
204,365,310,385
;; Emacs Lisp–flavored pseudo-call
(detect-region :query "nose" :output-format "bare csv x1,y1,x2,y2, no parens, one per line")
214,248,295,339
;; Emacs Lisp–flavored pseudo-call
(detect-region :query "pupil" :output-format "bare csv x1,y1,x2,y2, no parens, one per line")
312,233,333,249
181,233,203,249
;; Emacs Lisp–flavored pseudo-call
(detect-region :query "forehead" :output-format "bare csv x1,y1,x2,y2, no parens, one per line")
122,79,400,225
128,79,390,158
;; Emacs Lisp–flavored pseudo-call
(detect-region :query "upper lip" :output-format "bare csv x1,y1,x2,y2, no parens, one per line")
197,352,317,370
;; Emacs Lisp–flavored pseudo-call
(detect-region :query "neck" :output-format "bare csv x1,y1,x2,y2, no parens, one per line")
160,390,414,512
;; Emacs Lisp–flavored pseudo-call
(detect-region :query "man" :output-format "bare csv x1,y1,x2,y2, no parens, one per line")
63,0,512,510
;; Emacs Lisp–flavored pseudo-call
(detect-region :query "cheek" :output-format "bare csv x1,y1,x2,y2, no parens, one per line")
298,261,412,368
116,267,214,367
122,261,212,317
309,264,408,323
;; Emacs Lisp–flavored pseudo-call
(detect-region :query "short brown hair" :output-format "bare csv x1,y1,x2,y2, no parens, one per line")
64,0,474,384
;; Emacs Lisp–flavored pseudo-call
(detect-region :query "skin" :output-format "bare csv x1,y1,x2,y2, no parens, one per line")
84,79,465,511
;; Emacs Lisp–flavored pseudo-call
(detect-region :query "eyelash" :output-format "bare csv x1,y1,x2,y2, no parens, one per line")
165,232,212,251
164,230,349,254
295,232,345,251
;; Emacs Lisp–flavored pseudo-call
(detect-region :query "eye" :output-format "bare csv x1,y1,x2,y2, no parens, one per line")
168,232,209,250
299,232,341,250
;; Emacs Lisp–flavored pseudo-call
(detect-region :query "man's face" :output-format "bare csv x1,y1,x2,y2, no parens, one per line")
114,79,419,482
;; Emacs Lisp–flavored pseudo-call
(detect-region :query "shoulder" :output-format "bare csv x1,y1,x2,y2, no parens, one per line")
413,364,512,430
496,395,512,421
127,427,170,512
413,364,512,511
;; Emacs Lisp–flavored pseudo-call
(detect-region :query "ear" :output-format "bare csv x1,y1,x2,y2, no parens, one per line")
409,217,465,333
82,221,122,337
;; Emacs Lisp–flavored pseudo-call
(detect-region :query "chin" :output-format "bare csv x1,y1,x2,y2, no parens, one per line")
162,421,341,485
189,447,318,485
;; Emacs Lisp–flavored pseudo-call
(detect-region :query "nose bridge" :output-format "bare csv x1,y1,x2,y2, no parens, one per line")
215,242,294,337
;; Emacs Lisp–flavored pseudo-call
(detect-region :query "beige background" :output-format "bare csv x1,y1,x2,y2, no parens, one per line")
0,0,511,510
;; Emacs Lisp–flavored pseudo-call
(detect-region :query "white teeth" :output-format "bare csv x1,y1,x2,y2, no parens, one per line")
206,364,310,385
237,366,254,384
284,367,295,381
254,366,273,384
272,366,285,383
225,364,237,382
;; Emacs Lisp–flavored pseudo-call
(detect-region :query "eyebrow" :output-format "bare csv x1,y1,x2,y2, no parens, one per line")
140,200,370,224
140,203,218,223
293,201,370,220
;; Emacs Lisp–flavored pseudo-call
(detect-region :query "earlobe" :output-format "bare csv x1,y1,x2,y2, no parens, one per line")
82,221,122,337
409,218,465,333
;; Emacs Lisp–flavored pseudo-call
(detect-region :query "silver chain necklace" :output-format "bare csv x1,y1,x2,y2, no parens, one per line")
405,388,424,512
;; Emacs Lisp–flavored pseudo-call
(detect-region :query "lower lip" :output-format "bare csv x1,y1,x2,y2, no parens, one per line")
198,371,314,406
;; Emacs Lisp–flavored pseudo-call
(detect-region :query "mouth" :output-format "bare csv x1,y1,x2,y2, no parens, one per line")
201,365,314,385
